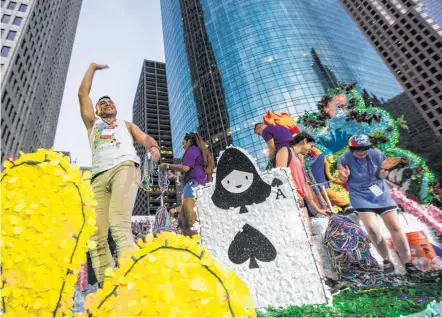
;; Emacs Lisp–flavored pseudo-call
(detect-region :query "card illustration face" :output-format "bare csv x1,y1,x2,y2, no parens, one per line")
197,148,330,308
211,148,272,214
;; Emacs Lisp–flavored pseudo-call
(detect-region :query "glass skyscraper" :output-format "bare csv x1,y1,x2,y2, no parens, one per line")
161,0,403,167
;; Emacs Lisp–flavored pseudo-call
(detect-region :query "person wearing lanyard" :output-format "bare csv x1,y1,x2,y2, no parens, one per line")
337,135,421,276
160,132,214,236
78,63,161,285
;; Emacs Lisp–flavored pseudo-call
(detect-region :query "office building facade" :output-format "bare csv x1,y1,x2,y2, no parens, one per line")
161,0,403,167
132,60,177,216
1,0,82,162
382,92,442,182
339,0,442,136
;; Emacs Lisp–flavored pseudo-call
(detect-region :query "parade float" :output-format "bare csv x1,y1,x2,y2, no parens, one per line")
1,83,441,317
0,150,255,317
296,82,441,208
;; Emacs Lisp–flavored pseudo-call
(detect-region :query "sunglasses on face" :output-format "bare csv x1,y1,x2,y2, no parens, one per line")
351,148,370,153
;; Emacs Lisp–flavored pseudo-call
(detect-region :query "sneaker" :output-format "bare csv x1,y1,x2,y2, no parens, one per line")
324,277,337,287
383,260,395,274
329,282,349,296
404,262,422,278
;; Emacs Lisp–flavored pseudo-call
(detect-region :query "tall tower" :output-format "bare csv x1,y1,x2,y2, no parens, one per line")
132,60,177,216
1,0,83,162
161,0,403,167
339,0,442,136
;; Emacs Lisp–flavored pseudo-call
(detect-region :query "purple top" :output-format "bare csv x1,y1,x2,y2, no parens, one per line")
262,125,293,152
182,145,207,185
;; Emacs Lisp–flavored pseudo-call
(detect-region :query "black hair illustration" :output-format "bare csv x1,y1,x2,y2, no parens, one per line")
211,148,272,214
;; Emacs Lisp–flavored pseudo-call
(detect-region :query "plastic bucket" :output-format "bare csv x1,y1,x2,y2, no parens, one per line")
406,231,436,261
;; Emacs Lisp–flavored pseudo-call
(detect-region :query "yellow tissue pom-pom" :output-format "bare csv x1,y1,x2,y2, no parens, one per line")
1,149,96,316
86,234,256,317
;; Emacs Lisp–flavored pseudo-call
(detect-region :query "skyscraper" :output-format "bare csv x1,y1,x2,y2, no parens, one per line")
1,0,83,162
339,0,442,136
132,60,177,216
161,0,403,167
382,92,442,182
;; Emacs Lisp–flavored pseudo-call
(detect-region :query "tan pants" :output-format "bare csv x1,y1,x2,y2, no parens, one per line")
89,161,140,284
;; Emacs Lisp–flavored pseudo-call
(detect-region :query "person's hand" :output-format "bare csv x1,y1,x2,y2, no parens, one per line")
381,157,402,170
149,146,160,162
316,208,330,216
159,163,167,171
338,164,350,180
92,63,109,70
168,172,176,180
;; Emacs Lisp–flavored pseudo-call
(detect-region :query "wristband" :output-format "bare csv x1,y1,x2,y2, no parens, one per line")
149,145,160,151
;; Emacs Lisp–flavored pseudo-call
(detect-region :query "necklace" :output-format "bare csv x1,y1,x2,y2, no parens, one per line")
101,117,117,126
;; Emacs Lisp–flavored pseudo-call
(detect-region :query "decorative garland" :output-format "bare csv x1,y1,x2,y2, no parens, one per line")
298,82,440,204
0,149,96,316
259,283,441,317
85,232,256,317
389,185,442,236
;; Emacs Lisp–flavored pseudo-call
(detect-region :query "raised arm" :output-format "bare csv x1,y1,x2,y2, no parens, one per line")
78,63,108,130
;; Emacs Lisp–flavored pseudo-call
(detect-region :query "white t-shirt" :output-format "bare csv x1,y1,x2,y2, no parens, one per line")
89,118,140,176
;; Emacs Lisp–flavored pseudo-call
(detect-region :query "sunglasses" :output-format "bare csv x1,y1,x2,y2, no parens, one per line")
350,147,370,153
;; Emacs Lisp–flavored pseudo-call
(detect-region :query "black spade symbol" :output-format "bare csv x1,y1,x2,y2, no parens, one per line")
271,178,283,187
228,224,277,269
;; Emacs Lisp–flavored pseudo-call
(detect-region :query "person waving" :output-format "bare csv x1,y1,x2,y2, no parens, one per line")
78,63,160,285
338,135,421,277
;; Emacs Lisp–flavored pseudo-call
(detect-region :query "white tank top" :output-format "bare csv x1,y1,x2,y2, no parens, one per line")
89,118,140,176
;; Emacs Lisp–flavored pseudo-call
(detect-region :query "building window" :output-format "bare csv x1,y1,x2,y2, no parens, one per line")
7,1,16,9
18,3,27,12
13,16,22,25
1,14,11,23
6,30,16,41
1,46,10,57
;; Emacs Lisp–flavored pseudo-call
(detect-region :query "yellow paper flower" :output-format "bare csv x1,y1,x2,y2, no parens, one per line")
1,149,96,316
86,232,256,317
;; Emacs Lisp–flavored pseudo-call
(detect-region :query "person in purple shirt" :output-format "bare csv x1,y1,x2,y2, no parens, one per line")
160,132,214,236
254,123,294,167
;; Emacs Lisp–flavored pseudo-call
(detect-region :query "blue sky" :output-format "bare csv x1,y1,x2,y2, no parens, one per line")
54,0,164,166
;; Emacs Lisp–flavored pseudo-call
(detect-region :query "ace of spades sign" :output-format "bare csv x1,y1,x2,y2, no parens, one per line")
211,147,281,268
199,156,330,308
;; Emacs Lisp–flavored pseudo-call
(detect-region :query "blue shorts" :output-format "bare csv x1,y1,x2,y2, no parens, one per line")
183,181,200,199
